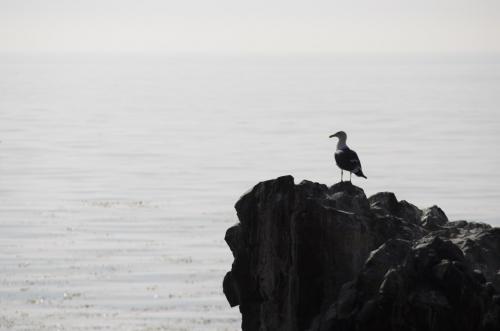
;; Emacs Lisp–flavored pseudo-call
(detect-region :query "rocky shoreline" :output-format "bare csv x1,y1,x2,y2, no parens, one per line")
223,176,500,331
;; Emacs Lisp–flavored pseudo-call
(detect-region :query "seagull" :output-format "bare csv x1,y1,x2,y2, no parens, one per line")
329,131,367,182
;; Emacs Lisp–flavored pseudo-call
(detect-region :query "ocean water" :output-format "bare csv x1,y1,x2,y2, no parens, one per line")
0,53,499,330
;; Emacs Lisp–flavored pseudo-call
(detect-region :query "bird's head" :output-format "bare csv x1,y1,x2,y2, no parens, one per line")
329,131,347,140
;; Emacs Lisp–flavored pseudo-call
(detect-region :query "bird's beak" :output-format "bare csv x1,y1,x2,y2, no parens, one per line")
329,133,337,138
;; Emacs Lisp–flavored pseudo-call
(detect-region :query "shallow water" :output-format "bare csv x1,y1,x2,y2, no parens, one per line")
0,53,499,330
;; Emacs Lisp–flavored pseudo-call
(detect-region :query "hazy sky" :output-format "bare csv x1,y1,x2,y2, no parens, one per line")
1,0,499,53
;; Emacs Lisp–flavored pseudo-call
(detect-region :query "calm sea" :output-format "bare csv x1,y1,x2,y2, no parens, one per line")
0,53,499,330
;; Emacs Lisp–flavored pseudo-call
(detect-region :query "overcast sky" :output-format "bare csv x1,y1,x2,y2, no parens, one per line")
1,0,499,53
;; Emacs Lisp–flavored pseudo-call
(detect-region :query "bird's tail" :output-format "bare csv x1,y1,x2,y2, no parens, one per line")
355,170,367,179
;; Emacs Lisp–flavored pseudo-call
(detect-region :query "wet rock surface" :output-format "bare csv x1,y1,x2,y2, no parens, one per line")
223,176,500,331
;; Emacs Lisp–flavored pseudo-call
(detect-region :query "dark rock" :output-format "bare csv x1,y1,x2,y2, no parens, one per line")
223,176,500,331
421,205,449,230
369,192,422,225
357,239,411,297
461,228,500,282
223,272,239,307
494,271,500,292
368,192,398,213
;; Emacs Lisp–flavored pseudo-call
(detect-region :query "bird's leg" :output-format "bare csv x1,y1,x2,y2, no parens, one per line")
341,170,343,182
349,172,352,182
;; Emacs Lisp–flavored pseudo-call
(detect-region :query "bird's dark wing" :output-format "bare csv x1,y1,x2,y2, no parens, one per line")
335,148,362,172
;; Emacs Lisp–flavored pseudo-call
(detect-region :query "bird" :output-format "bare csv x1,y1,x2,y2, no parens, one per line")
329,131,367,182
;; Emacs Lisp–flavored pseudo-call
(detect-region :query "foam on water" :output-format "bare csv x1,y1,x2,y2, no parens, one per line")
0,53,499,330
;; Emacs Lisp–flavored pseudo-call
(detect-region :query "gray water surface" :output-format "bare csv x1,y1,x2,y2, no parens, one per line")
0,53,499,330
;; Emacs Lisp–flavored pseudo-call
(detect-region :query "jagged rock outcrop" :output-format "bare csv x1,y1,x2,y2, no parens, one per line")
223,176,500,331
